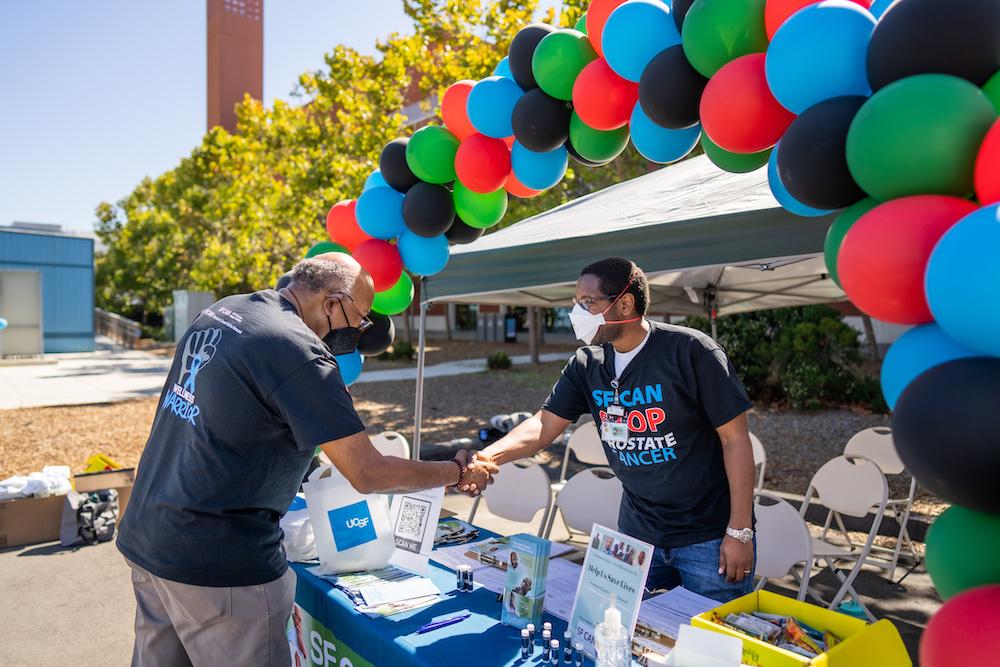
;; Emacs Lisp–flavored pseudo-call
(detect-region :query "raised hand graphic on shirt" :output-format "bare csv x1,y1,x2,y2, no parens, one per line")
181,328,222,394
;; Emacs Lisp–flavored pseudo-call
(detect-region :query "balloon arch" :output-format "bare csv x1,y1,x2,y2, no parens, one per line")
312,0,1000,660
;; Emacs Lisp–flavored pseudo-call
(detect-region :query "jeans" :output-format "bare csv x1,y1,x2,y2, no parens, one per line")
644,537,756,603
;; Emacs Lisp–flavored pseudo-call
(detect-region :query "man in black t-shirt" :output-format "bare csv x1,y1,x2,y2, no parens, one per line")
474,257,757,603
117,253,497,667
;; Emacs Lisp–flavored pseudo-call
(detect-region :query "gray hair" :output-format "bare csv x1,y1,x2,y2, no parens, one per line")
288,256,359,294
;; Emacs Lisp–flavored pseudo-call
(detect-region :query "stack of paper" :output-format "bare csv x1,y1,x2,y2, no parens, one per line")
637,587,721,642
311,565,445,618
432,536,576,573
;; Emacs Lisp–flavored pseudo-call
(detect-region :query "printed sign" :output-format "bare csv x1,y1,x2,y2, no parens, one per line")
329,501,377,551
388,486,444,574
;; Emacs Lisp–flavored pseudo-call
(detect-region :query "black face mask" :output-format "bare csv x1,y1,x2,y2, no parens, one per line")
323,301,361,356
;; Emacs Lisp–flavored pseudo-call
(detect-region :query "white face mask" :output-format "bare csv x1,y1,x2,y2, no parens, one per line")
569,303,605,345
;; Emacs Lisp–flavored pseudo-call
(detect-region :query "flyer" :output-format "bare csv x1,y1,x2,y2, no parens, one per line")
387,486,444,574
568,523,654,660
500,533,552,630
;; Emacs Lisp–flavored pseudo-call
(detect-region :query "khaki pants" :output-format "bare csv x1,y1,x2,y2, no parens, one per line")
126,559,296,667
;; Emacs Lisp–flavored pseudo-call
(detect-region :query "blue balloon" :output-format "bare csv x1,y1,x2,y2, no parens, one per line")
466,76,523,139
881,324,980,410
335,349,364,386
493,57,513,80
767,143,835,217
0,317,7,331
364,169,388,191
926,203,1000,357
397,231,450,276
602,0,681,83
765,1,876,114
869,0,898,19
629,104,700,164
356,186,406,240
511,141,568,190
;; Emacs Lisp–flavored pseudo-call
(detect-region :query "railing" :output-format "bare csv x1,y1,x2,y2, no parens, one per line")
94,308,142,349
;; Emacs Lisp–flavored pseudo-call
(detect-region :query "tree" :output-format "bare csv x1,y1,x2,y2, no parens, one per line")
95,0,651,323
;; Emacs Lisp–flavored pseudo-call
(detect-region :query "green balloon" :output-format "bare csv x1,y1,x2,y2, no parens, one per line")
682,0,768,78
372,272,414,316
701,134,770,173
569,112,629,163
575,13,588,35
846,74,996,201
984,70,1000,114
305,240,349,258
532,29,597,101
926,506,1000,600
454,182,508,229
823,198,877,287
405,125,459,184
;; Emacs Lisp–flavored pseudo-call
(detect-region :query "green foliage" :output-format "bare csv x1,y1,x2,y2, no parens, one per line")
682,305,886,412
487,350,513,370
378,340,416,361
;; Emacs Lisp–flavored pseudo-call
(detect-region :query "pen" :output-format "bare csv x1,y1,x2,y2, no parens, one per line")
416,613,471,634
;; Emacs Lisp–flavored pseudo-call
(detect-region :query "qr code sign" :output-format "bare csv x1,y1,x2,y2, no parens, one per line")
393,497,431,553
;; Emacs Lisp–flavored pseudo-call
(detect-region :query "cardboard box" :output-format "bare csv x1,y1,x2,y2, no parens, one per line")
0,494,65,548
74,467,135,517
691,590,911,667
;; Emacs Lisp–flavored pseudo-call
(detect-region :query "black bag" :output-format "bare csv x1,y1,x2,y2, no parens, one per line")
60,489,119,547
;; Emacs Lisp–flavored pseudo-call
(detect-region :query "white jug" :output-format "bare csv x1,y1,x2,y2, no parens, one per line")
302,465,394,574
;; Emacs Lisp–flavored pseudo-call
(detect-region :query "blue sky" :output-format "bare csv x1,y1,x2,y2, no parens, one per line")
0,1,419,231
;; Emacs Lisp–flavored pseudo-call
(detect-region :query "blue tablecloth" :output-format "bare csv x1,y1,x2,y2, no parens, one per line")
292,558,575,667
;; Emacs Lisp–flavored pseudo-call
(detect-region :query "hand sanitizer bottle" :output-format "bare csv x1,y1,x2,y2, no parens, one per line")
594,596,630,667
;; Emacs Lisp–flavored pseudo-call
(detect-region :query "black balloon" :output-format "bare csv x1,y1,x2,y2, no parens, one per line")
512,89,572,152
867,0,1000,91
776,96,866,210
402,182,455,237
892,358,1000,514
274,271,293,291
566,140,613,168
672,0,696,32
445,217,485,245
639,46,708,129
358,312,395,356
509,23,555,91
379,138,420,192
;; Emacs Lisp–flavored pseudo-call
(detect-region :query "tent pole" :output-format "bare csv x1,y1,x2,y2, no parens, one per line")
711,312,718,341
413,298,429,461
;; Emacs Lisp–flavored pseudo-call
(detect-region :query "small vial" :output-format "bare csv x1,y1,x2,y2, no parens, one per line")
550,639,560,665
542,628,552,648
543,621,553,634
520,629,531,660
574,642,584,667
563,631,573,662
456,565,465,591
541,638,551,663
465,567,475,592
526,623,536,646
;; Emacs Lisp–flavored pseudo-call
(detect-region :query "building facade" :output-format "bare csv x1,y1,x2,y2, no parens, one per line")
207,0,263,132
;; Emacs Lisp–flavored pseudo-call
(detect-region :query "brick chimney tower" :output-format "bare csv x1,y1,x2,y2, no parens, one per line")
207,0,263,132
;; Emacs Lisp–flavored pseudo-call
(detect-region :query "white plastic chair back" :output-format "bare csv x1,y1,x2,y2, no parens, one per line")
808,456,888,519
550,469,623,536
480,460,552,523
371,431,410,459
749,432,767,491
844,427,903,475
753,492,812,581
567,422,609,466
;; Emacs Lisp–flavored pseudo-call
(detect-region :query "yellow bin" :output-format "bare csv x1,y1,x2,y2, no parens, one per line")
691,590,911,667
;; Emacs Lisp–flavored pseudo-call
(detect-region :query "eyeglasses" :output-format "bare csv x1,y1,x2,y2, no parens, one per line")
571,295,616,313
333,293,374,333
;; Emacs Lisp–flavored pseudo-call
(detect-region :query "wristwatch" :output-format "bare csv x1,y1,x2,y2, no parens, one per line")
726,526,754,544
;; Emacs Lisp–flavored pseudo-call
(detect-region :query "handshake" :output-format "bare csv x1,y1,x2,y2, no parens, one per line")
452,450,500,497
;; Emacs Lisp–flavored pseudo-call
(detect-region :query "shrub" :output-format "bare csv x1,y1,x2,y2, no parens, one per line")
681,305,886,412
487,350,512,370
377,340,415,361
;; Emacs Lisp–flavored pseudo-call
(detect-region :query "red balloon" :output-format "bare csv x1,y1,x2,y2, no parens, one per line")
573,59,639,131
441,80,476,141
455,133,511,194
974,119,1000,205
351,239,403,291
505,171,542,199
765,0,872,39
700,53,795,153
586,0,630,57
838,195,978,324
922,585,1000,667
326,199,372,251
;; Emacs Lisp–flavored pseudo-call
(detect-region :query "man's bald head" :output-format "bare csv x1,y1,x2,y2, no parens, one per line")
288,253,375,311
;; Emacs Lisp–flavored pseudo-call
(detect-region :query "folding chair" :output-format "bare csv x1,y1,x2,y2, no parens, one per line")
802,456,888,621
467,459,552,537
843,427,919,577
556,421,609,488
543,468,623,540
749,432,767,493
753,491,814,601
371,431,411,459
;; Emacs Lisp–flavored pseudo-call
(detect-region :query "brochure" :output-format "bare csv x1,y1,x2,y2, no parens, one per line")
568,524,654,660
500,533,552,629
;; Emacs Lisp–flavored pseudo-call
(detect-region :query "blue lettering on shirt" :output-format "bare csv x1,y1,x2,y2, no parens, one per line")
161,391,201,426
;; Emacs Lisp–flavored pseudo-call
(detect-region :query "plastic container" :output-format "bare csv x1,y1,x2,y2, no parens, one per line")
302,465,394,574
595,597,631,667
